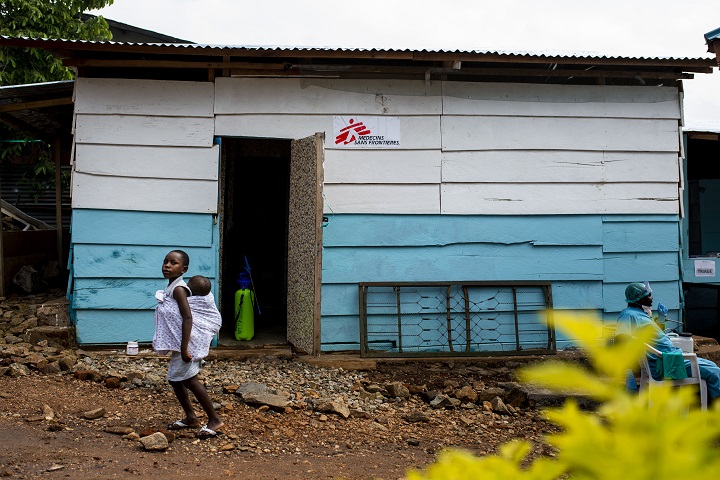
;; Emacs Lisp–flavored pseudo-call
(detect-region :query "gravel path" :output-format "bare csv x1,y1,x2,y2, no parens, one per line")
0,290,558,479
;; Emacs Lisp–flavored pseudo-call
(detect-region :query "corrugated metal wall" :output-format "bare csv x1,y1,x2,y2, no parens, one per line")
0,164,71,228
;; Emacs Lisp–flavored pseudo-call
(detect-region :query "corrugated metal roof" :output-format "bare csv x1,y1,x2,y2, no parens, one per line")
0,35,713,64
0,81,74,140
705,27,720,44
0,80,74,100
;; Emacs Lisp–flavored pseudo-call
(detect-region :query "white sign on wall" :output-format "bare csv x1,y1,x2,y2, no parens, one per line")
333,116,401,148
694,259,716,277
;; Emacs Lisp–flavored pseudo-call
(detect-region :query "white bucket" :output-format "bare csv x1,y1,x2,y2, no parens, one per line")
667,333,694,353
126,341,139,356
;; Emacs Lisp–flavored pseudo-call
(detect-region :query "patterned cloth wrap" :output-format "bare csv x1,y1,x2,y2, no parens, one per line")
153,277,222,361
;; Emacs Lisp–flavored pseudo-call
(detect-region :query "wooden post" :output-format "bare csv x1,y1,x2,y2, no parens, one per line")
0,165,5,298
54,139,63,270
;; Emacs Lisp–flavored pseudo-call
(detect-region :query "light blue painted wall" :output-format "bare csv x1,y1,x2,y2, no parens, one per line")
320,214,682,351
70,209,218,344
70,209,682,349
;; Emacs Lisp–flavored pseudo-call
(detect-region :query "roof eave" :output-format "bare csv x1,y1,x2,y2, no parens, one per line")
0,35,715,70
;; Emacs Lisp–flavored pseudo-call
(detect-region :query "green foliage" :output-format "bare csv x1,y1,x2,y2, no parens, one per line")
407,311,720,480
0,0,114,86
0,1,113,199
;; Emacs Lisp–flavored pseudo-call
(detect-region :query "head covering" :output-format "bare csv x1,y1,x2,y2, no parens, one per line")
625,282,652,303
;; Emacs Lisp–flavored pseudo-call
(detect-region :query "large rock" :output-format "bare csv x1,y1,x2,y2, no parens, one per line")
234,382,269,399
8,363,30,377
386,382,410,399
242,392,291,410
8,318,37,335
26,326,74,348
315,399,351,418
83,408,106,420
490,396,510,415
524,385,599,410
13,266,41,294
430,394,460,409
477,387,506,403
454,385,478,404
419,390,438,404
139,432,169,451
36,301,70,327
498,382,530,407
403,411,431,423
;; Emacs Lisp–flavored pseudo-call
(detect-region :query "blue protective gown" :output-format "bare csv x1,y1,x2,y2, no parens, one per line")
617,306,720,400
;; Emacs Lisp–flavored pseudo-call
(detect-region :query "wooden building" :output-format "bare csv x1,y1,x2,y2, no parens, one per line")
0,36,715,355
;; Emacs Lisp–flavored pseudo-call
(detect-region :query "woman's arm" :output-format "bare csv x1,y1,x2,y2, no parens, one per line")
173,286,193,362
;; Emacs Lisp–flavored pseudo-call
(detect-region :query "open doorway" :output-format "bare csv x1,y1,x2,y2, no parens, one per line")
684,131,720,340
687,135,720,257
218,134,325,354
218,137,292,347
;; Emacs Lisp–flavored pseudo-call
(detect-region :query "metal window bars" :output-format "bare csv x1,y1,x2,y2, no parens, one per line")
359,281,555,358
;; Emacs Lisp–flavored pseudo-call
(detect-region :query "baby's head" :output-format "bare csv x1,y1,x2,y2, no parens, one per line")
187,275,211,296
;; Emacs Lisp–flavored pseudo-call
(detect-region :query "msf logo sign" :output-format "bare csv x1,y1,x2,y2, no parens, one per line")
335,118,370,145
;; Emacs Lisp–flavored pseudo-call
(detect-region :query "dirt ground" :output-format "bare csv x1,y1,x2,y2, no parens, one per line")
0,361,556,480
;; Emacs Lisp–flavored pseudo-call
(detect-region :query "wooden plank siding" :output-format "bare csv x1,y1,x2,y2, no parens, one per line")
70,79,219,344
70,209,218,344
441,183,679,215
441,151,679,184
74,144,219,180
72,173,218,213
72,78,218,214
441,82,680,118
67,77,684,348
74,78,215,117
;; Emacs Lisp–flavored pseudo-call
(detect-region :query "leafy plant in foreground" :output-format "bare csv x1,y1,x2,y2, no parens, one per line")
407,312,720,480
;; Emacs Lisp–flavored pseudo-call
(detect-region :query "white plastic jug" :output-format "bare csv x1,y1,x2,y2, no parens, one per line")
667,333,693,353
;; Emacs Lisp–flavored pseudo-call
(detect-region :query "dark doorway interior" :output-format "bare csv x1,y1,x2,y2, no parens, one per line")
685,135,720,341
219,137,291,347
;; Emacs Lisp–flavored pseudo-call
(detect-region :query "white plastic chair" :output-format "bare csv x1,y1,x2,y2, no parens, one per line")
639,343,708,410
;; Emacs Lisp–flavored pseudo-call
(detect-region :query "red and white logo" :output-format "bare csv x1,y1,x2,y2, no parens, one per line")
332,116,401,149
334,118,371,145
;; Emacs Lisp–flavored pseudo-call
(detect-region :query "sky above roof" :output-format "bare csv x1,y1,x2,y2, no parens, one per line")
91,0,720,128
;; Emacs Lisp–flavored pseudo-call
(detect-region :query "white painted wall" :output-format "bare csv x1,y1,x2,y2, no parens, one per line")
214,78,682,216
73,77,682,216
72,78,219,213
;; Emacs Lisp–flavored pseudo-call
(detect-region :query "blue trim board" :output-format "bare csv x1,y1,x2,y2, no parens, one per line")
72,209,213,247
75,310,155,344
73,278,167,310
323,214,603,247
322,244,604,283
73,245,217,278
602,220,679,253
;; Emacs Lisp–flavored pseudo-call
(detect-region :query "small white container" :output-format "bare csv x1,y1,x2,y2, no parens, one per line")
126,341,139,356
667,333,694,353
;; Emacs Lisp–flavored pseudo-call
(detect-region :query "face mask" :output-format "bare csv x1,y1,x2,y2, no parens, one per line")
642,305,652,316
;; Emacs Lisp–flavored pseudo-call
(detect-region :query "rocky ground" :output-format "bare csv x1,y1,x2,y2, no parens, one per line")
0,290,570,479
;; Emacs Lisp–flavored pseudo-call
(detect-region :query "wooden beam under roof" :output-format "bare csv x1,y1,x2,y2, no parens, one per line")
0,97,73,113
63,58,290,70
62,57,699,81
412,51,717,70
